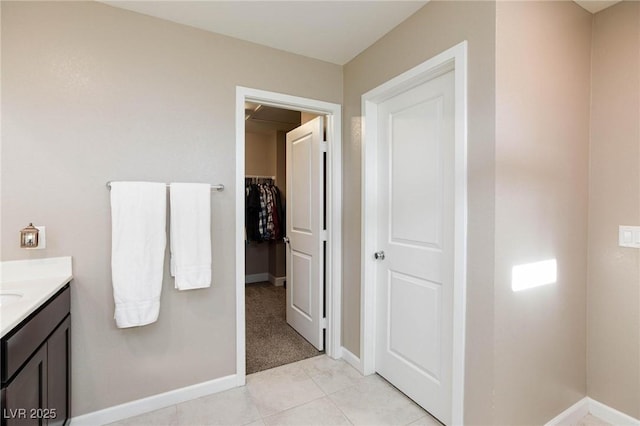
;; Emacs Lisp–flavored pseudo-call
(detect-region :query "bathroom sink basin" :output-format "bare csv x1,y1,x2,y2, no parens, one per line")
0,293,23,307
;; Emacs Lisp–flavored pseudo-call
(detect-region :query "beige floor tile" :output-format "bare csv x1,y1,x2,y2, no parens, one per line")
175,386,261,426
246,362,326,417
104,405,178,426
300,355,365,395
328,374,426,426
262,397,351,426
574,414,611,426
104,358,445,426
407,414,443,426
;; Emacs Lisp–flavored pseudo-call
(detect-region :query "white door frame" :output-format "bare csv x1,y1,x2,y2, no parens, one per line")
360,41,468,425
235,86,342,385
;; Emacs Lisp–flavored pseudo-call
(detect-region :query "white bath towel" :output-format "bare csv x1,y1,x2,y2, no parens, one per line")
110,182,167,328
170,183,212,290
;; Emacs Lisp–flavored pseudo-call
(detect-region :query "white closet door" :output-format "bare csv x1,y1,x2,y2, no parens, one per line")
286,116,325,350
375,70,455,424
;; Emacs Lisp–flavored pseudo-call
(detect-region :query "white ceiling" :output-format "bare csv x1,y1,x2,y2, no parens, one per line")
100,1,622,65
245,102,301,134
573,0,621,14
100,1,428,65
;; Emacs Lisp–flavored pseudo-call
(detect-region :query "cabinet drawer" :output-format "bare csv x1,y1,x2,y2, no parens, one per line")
2,285,70,383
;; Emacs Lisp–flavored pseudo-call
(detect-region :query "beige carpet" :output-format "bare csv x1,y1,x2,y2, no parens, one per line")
245,282,322,374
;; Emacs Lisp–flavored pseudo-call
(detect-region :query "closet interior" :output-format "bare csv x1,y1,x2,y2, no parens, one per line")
244,102,323,374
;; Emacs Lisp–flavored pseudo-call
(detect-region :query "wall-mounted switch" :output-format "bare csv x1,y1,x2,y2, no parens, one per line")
619,226,640,248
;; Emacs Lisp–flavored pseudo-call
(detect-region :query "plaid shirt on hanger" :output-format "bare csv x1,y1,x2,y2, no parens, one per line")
258,184,267,240
265,184,275,239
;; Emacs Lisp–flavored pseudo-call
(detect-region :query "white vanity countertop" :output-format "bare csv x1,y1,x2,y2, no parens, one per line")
0,256,73,338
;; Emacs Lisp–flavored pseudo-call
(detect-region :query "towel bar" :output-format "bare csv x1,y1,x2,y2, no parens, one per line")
106,182,224,191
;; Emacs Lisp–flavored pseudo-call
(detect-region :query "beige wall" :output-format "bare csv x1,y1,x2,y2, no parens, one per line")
267,240,285,279
343,2,496,423
587,1,640,418
495,2,592,424
245,131,277,178
300,112,318,125
245,242,269,276
0,1,342,416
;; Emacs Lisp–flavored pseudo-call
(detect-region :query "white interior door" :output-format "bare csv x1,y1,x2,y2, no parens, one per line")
374,70,455,424
286,116,324,350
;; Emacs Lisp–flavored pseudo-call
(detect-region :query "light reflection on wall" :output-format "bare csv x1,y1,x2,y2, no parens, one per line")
511,259,557,292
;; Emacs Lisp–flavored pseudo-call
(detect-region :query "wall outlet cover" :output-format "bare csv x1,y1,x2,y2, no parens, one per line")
618,225,640,249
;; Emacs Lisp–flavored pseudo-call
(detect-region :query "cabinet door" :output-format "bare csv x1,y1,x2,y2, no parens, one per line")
46,317,70,426
2,344,47,426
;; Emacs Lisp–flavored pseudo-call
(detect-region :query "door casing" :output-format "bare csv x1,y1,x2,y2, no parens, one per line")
360,41,468,425
235,87,342,385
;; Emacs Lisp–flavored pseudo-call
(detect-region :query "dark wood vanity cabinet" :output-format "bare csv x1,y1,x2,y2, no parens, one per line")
2,345,47,426
1,285,71,426
45,316,70,426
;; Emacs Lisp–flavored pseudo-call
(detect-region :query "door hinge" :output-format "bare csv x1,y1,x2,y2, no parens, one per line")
321,317,327,329
321,142,328,152
321,230,328,241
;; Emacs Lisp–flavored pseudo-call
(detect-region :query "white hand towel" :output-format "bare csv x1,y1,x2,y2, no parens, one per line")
170,183,212,290
110,182,166,328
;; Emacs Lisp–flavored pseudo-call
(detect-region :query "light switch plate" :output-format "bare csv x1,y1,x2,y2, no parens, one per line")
619,225,640,248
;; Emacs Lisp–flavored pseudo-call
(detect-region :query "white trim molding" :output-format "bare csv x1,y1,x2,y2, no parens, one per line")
70,374,237,426
340,346,363,374
588,398,640,426
359,41,468,426
235,87,343,388
544,397,591,426
545,397,640,426
268,274,286,287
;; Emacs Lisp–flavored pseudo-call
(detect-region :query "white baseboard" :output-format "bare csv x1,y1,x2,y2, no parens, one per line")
588,398,640,426
545,396,640,426
545,397,590,426
269,274,286,287
245,273,269,284
340,346,363,374
70,374,237,426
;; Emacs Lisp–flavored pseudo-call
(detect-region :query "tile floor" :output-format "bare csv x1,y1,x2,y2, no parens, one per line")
571,414,611,426
105,355,610,426
106,355,441,426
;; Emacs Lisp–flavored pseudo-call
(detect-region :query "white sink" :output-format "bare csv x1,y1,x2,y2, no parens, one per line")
0,293,23,307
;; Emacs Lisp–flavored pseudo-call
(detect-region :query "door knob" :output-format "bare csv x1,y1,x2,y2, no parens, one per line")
374,251,385,260
283,237,290,244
